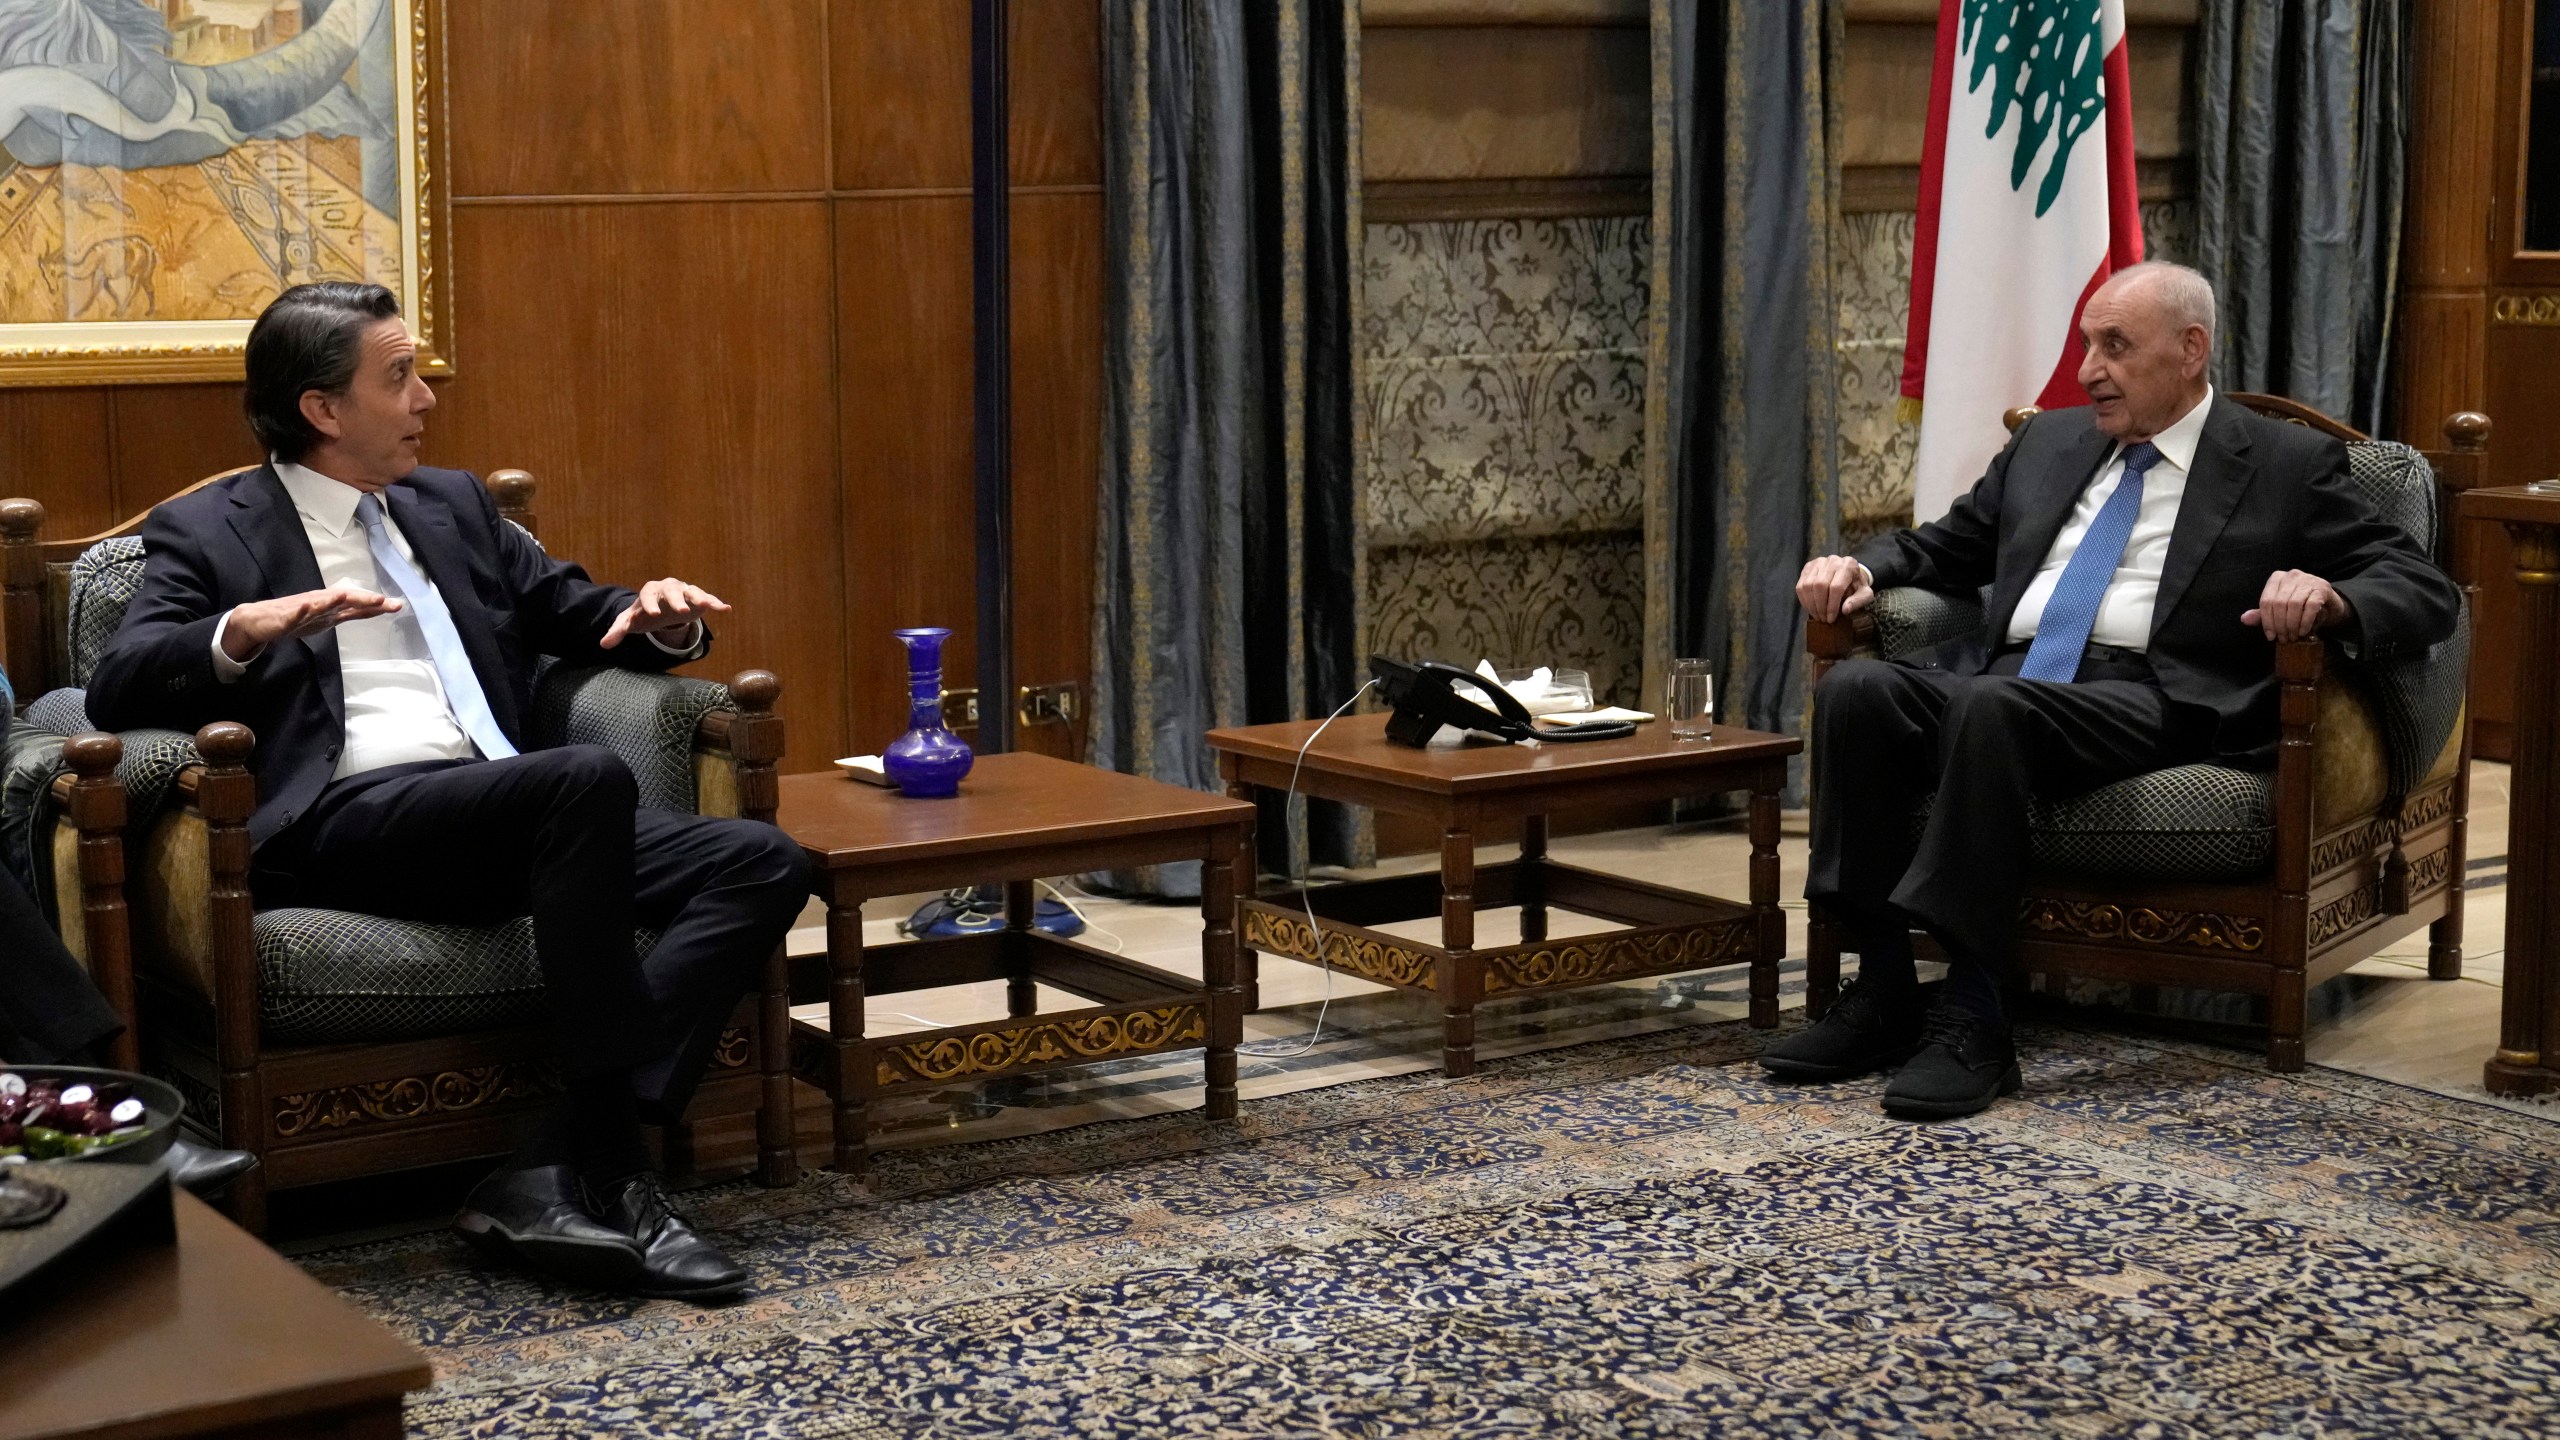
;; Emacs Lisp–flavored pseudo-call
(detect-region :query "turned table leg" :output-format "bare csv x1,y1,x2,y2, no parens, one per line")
1203,826,1242,1119
1518,813,1550,944
828,891,873,1179
1441,814,1480,1077
1749,767,1783,1029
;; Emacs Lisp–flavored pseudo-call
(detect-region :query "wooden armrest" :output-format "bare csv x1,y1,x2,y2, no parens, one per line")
691,670,783,825
46,733,136,1068
1806,611,1874,661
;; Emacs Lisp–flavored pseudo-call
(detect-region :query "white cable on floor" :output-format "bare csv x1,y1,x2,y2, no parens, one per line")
1239,678,1379,1060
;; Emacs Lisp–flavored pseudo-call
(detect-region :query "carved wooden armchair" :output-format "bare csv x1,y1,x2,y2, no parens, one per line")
1804,401,2488,1070
0,470,796,1232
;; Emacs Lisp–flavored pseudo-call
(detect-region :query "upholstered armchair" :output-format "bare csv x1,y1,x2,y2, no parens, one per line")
0,470,795,1232
1803,400,2487,1070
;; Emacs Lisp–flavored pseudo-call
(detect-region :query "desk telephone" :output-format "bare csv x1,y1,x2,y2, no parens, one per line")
1370,656,1637,748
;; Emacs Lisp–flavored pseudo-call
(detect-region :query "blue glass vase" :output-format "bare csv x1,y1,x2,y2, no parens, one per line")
882,627,974,797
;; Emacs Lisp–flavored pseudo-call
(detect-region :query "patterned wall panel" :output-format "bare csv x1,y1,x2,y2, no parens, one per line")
1832,200,2197,544
1362,216,1651,703
1369,533,1648,710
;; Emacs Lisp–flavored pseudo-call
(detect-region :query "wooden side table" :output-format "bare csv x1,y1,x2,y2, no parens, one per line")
2470,486,2560,1098
1207,715,1801,1077
773,754,1255,1179
0,1191,430,1440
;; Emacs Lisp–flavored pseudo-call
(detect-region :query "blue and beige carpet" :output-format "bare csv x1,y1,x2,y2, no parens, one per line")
308,1020,2560,1437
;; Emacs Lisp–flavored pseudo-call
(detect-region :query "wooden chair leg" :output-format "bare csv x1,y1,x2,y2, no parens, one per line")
2268,966,2307,1073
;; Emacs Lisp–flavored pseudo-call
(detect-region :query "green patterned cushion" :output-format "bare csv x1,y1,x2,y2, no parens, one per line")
256,910,661,1046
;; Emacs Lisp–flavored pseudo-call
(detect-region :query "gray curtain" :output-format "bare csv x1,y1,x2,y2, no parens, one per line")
2194,0,2409,432
1648,0,1842,801
1090,0,1357,897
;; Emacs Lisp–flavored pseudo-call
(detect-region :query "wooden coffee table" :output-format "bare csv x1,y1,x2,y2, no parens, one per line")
1206,714,1800,1076
773,753,1254,1179
0,1190,430,1440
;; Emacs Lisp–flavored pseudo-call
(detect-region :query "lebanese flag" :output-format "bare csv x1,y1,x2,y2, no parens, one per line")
1900,0,2145,523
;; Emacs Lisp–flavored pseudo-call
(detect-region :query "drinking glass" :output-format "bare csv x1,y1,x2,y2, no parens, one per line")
1667,659,1714,740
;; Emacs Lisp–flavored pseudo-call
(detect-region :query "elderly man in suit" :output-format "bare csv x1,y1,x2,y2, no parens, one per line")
1769,261,2460,1119
88,283,812,1300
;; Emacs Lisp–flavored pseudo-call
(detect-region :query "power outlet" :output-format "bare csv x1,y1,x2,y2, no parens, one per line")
1017,682,1080,727
940,688,980,728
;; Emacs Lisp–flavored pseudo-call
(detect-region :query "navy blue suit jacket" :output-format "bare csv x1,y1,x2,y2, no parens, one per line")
87,464,703,849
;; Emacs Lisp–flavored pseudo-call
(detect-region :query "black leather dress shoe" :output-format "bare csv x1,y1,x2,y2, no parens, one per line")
594,1171,748,1302
1880,1000,2021,1120
455,1164,647,1290
166,1137,257,1198
1759,977,1926,1080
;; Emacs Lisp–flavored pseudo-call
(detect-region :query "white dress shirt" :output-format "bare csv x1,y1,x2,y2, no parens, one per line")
212,462,699,780
2004,386,2216,652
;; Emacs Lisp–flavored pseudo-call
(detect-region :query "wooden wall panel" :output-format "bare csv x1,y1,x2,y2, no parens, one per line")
1011,0,1105,188
0,393,115,540
835,197,979,759
108,386,255,510
1362,25,1650,182
431,202,848,766
834,0,974,191
1007,191,1104,761
448,0,831,197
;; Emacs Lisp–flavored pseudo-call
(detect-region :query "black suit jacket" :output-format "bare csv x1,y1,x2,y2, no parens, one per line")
1850,396,2460,766
87,464,705,849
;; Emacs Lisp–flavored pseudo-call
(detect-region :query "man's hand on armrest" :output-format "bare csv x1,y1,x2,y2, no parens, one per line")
601,577,730,651
1795,555,1876,623
2242,569,2353,644
212,585,405,676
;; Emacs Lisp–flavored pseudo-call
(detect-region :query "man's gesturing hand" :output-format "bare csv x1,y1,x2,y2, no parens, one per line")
601,577,731,650
1795,555,1875,623
221,585,404,661
2242,570,2351,643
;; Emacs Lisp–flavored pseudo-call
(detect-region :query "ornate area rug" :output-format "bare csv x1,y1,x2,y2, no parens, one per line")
307,1021,2560,1437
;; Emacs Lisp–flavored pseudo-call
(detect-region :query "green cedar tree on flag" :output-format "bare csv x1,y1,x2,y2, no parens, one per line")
1900,0,2145,521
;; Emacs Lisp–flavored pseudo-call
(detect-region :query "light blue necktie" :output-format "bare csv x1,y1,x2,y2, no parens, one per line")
2018,441,2165,683
353,493,518,760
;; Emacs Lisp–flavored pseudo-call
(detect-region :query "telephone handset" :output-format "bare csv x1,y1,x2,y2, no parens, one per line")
1370,656,1638,747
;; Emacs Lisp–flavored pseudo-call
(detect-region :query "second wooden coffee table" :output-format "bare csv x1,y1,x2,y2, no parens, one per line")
1206,714,1801,1076
774,754,1254,1179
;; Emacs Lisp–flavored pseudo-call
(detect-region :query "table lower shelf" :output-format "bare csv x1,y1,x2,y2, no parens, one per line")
1242,860,1768,997
788,929,1236,1174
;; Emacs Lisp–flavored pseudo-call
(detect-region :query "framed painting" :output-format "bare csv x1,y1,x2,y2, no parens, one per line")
0,0,449,385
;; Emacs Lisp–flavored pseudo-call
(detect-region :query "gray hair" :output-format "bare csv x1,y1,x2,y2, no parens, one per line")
2109,260,2218,348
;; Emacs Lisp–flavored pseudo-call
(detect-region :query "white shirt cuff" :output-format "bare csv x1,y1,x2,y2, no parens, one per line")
210,610,260,681
646,620,704,657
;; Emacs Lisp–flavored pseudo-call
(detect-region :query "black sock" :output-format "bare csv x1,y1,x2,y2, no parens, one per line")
1941,959,2006,1024
1853,923,1918,992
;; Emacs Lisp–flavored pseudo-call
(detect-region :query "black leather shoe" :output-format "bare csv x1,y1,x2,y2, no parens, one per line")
1759,977,1926,1080
166,1137,257,1198
1881,1000,2021,1120
455,1164,647,1290
594,1171,748,1302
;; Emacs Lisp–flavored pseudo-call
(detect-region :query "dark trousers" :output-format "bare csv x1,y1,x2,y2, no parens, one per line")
1806,649,2216,979
252,744,812,1121
0,863,123,1064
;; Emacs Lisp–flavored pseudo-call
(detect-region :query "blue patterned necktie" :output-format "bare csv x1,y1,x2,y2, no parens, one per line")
2018,441,2166,683
352,494,518,760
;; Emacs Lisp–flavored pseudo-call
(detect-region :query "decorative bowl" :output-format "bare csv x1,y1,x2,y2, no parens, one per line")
0,1066,185,1170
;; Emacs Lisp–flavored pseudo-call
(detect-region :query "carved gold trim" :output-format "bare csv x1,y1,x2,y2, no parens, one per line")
874,1006,1206,1087
1242,906,1438,989
2019,899,2267,952
2310,883,2383,948
2311,820,2389,876
271,1060,561,1139
2407,847,2453,897
1484,921,1756,994
710,1026,752,1070
2493,293,2560,327
2398,783,2457,832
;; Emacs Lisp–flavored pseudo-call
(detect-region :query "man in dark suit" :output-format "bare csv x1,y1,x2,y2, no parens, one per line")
1769,261,2459,1119
88,283,812,1300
